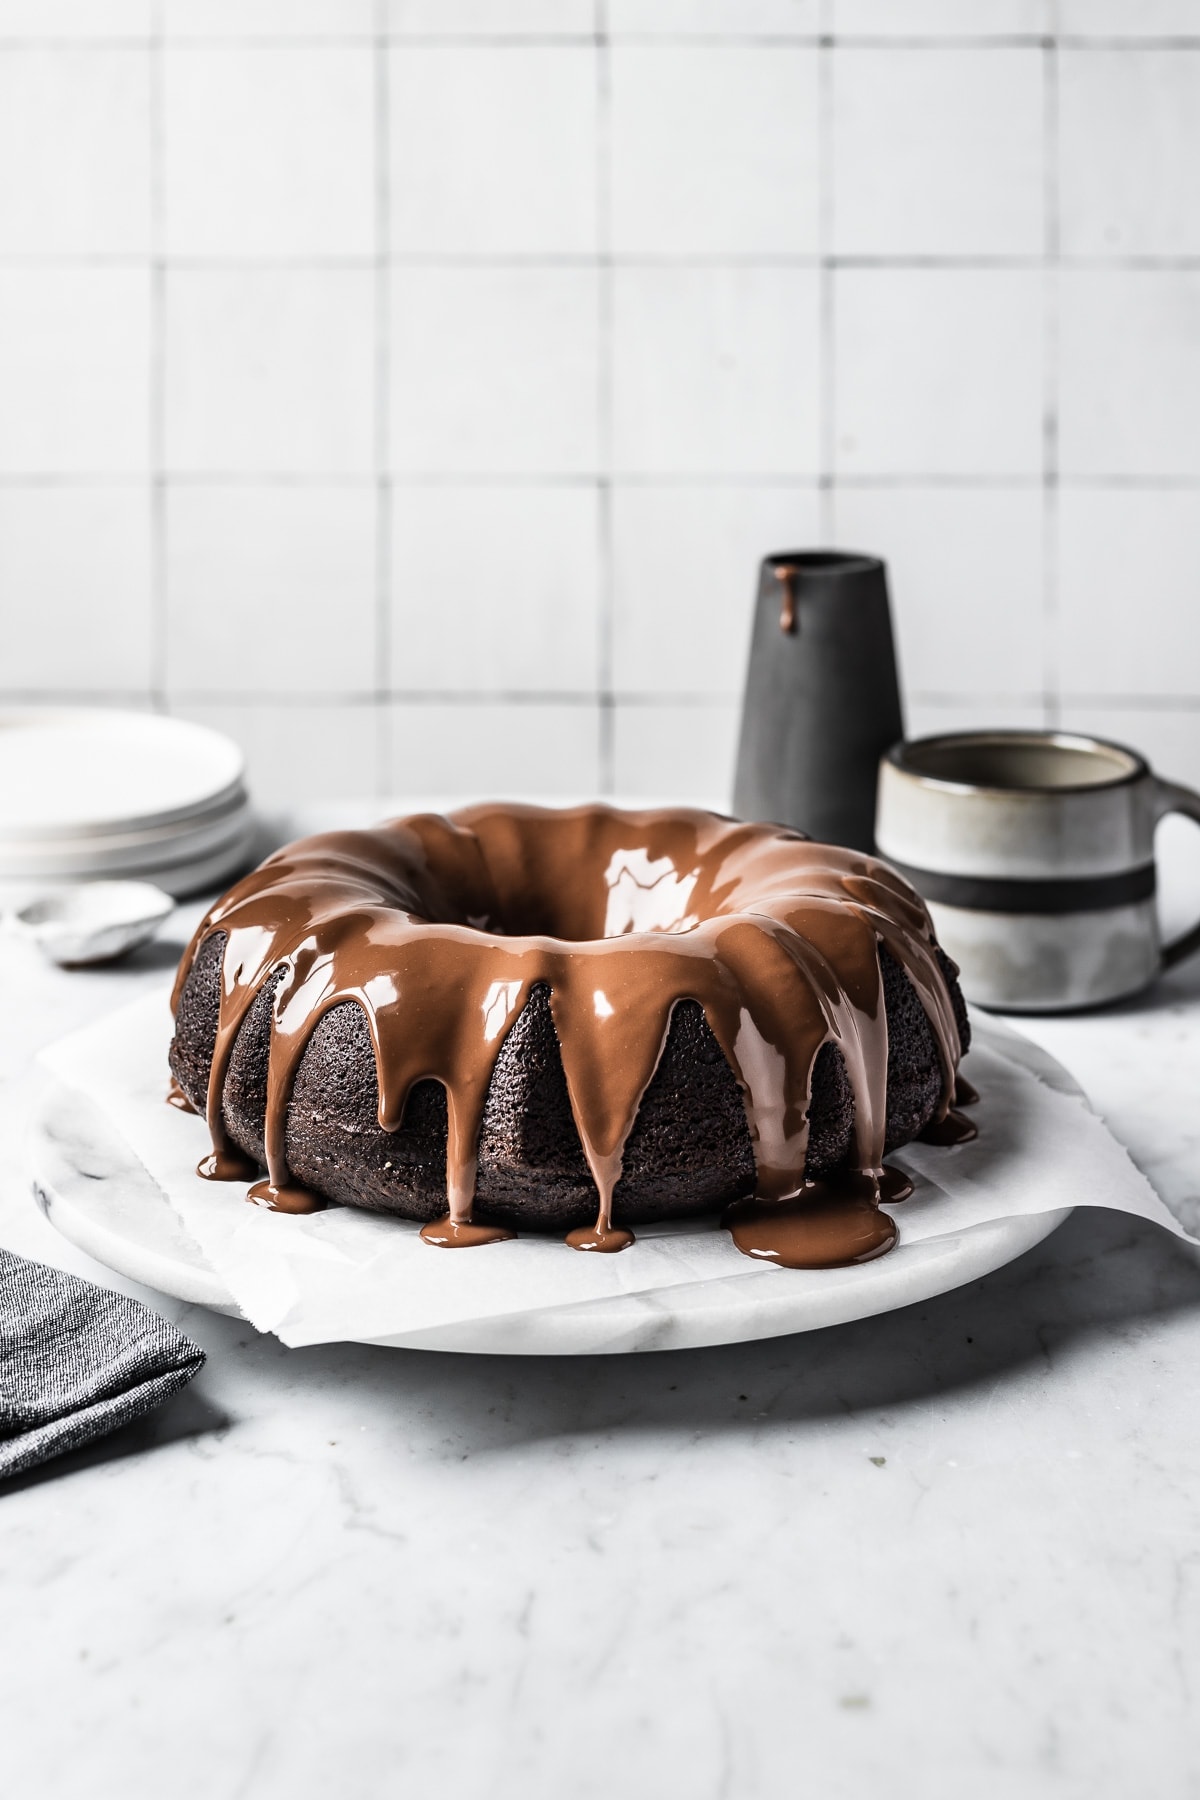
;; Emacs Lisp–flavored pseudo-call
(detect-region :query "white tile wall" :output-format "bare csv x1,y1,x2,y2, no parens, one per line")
389,47,596,256
612,267,821,475
389,268,599,475
610,47,819,256
165,485,377,697
1056,489,1200,699
831,486,1045,699
1058,271,1200,479
832,48,1043,257
387,1,594,36
0,48,150,255
165,269,375,474
2,5,1199,808
176,698,383,807
386,700,600,798
1056,705,1200,792
905,693,1048,742
833,1,1046,33
390,484,600,694
1059,50,1200,258
834,268,1044,477
612,699,741,807
164,2,375,38
611,484,821,695
0,269,151,474
162,46,375,258
607,1,820,32
0,486,152,693
1056,2,1200,36
0,2,152,37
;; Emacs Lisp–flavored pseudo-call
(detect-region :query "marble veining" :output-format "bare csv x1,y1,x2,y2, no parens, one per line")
2,805,1200,1800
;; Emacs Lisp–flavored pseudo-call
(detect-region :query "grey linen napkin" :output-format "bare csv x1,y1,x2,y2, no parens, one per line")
0,1248,205,1482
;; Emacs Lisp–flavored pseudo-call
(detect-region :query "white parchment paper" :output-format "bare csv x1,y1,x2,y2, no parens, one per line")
38,990,1195,1347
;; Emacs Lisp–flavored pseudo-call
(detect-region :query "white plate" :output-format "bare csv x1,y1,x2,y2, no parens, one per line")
30,1027,1078,1354
0,708,244,840
0,783,248,857
0,817,257,900
101,820,260,898
0,797,253,879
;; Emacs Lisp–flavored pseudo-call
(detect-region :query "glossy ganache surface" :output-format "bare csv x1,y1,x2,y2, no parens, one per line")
168,803,970,1264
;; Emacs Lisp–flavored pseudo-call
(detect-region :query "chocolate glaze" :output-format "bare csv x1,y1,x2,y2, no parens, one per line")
954,1072,980,1107
166,1076,197,1114
775,564,800,635
171,804,965,1268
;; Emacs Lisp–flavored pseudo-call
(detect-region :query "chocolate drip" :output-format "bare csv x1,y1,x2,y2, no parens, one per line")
166,1076,197,1114
775,563,800,634
919,1107,978,1147
878,1164,914,1205
197,1147,259,1181
171,805,965,1263
722,1159,914,1268
954,1072,980,1107
420,1216,514,1248
247,1178,326,1215
724,1174,897,1269
564,1221,636,1254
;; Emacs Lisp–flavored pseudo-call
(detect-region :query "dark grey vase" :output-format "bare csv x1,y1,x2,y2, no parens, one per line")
731,551,904,852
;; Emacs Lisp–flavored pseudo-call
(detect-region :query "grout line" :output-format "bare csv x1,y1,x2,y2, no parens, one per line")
595,0,615,795
817,5,836,543
154,690,739,709
7,252,1200,271
11,32,1200,49
0,690,164,708
148,0,166,714
383,34,598,47
596,478,615,788
1042,17,1061,731
908,692,1200,712
6,685,1200,712
10,471,1200,490
907,689,1049,704
0,689,693,708
373,0,392,797
9,470,1200,490
4,31,1200,50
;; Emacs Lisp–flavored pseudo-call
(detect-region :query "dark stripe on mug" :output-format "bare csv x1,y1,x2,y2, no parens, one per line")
882,858,1157,915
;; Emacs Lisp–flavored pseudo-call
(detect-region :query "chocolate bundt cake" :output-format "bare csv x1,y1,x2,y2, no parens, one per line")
169,803,974,1266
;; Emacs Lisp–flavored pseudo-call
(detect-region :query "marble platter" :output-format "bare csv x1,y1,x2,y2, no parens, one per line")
29,1018,1077,1354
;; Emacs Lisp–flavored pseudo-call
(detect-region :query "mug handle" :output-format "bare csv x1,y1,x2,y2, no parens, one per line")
1157,778,1200,969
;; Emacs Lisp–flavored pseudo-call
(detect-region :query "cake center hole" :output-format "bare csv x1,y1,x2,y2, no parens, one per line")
463,841,706,941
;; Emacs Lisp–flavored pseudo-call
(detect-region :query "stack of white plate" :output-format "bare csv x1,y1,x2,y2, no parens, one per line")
0,709,256,896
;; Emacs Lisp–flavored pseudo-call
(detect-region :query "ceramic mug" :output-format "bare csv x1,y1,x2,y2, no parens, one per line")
875,730,1200,1012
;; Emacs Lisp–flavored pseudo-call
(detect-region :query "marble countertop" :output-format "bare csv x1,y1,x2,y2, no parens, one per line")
3,806,1200,1800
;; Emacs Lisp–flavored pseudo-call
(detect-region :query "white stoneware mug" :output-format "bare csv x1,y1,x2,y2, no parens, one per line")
875,730,1200,1012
